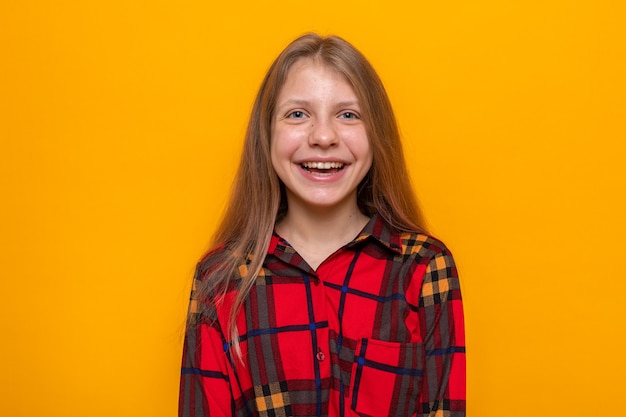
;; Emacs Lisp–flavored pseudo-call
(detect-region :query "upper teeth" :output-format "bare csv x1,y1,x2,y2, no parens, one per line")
302,162,344,169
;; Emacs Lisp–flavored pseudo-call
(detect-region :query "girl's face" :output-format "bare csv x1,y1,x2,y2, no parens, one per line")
271,59,373,217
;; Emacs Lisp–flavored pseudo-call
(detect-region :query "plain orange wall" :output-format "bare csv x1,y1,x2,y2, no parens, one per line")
1,1,625,416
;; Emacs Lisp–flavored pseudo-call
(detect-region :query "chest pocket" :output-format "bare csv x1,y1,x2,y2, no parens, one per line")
349,338,423,417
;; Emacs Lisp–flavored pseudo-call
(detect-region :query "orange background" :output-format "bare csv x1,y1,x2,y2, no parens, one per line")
1,1,625,416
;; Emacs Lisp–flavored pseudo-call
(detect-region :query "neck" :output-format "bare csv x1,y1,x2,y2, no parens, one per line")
275,199,369,269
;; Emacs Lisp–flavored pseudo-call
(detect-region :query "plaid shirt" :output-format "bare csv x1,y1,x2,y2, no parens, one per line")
180,214,466,417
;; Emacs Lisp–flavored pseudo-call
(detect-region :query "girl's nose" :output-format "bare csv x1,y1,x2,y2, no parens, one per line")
308,120,338,148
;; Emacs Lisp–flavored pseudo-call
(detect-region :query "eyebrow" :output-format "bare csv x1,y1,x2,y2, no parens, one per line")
276,99,360,109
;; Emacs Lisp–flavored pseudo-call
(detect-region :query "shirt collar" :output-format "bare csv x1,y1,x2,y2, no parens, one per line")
350,213,404,254
269,213,404,258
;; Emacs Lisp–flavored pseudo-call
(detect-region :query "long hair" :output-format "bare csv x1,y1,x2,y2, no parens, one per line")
193,33,426,359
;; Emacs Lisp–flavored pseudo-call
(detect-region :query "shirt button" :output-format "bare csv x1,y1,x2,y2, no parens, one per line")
316,349,326,361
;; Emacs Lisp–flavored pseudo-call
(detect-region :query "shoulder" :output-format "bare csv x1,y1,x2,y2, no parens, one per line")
398,232,461,305
193,245,225,286
189,244,246,326
190,244,246,308
398,231,459,284
195,243,250,283
364,214,453,263
399,231,454,262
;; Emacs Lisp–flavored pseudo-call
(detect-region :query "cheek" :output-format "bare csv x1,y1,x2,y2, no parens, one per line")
269,126,282,159
358,136,373,174
270,132,293,176
270,135,285,164
365,151,373,169
269,145,283,180
271,129,302,159
349,130,372,159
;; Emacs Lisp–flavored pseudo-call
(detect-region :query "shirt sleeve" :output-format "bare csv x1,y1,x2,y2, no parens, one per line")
417,247,466,417
179,273,234,417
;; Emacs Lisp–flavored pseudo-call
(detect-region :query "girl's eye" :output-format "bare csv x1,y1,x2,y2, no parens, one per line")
288,111,306,119
340,112,359,119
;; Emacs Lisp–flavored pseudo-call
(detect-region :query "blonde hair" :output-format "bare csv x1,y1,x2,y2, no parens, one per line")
193,33,426,359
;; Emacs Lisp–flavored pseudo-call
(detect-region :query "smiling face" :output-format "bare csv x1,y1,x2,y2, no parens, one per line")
270,58,373,218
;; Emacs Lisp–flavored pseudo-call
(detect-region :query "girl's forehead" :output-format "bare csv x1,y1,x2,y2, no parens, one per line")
279,59,354,96
285,58,345,82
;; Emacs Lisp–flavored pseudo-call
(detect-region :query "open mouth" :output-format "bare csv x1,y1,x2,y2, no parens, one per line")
301,161,345,174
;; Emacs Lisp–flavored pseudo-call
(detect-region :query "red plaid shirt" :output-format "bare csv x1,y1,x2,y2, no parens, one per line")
180,214,466,416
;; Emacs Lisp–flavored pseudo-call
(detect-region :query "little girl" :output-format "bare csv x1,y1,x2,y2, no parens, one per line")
179,33,466,417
